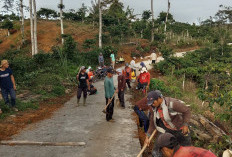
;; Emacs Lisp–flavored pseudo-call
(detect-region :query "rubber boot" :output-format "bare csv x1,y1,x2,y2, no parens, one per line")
83,98,86,106
77,99,80,107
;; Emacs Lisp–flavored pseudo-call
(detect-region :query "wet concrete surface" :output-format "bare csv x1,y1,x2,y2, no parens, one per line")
0,52,187,157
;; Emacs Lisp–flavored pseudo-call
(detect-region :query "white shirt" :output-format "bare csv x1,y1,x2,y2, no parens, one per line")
130,60,137,69
151,53,157,61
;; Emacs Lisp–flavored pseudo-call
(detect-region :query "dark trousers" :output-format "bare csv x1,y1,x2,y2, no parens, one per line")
77,87,87,99
137,82,148,90
106,97,114,121
152,60,156,64
89,89,97,95
126,79,131,88
1,88,16,107
118,90,125,107
134,106,149,132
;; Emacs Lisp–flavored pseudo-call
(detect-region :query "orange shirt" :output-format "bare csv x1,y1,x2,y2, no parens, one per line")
88,71,94,80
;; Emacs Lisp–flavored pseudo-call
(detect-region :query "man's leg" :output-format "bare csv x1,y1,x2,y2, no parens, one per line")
109,97,115,119
83,88,88,105
1,88,10,106
9,88,16,107
120,90,125,108
77,88,82,106
106,98,110,121
126,79,131,88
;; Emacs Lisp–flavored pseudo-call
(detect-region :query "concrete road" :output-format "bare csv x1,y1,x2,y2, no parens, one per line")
0,51,188,157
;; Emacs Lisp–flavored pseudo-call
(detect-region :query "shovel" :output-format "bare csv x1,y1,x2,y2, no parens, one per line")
102,91,117,114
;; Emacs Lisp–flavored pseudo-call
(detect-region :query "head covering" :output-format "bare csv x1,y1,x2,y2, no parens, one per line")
107,68,113,74
1,60,8,67
140,62,146,67
80,66,86,70
125,63,129,67
116,69,122,75
147,90,163,106
133,57,136,60
156,133,178,149
141,67,147,73
100,53,103,55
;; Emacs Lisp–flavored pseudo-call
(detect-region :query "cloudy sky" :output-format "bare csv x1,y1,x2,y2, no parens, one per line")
3,0,232,24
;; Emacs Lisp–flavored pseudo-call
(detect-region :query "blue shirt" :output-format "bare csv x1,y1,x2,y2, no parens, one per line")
0,68,13,90
110,54,115,62
104,76,115,98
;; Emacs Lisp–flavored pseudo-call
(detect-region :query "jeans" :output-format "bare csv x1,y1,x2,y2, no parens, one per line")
106,97,115,121
77,87,87,99
134,106,149,132
118,90,125,107
1,88,16,107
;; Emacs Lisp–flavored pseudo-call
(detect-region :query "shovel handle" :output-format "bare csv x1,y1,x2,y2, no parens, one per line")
136,130,157,157
104,91,117,111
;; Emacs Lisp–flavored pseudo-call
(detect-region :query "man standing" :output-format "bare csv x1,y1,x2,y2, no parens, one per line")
145,91,191,147
150,50,157,64
110,52,115,69
153,133,216,157
98,53,104,67
104,68,116,121
117,69,126,108
123,63,132,89
0,60,18,112
76,66,90,106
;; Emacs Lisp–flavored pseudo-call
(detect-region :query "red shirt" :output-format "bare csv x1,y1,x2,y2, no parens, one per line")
174,146,217,157
138,72,150,84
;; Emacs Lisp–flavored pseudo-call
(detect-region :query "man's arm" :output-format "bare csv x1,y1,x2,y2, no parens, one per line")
11,75,16,90
104,80,110,98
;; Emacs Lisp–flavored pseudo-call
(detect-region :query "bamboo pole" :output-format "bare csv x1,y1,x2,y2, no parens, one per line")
102,91,117,113
0,141,86,146
137,130,157,157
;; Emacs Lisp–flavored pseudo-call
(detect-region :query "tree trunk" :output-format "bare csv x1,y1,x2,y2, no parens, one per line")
60,0,64,45
164,0,170,32
33,0,38,55
29,0,35,55
151,0,154,42
20,0,25,44
99,0,102,48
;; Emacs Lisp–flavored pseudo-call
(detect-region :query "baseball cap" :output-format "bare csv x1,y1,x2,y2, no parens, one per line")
147,90,163,106
80,66,86,70
156,133,178,149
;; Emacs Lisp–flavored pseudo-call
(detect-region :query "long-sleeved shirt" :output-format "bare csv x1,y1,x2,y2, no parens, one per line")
104,76,115,98
98,55,104,63
130,60,138,69
118,75,126,90
150,53,157,61
147,97,191,136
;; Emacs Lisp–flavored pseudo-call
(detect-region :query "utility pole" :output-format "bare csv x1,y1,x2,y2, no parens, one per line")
164,0,170,32
59,0,64,45
151,0,154,42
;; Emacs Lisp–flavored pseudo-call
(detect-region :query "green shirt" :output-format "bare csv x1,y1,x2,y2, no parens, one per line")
104,76,115,98
110,54,115,62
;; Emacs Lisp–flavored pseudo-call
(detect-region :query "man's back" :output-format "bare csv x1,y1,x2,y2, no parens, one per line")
174,146,217,157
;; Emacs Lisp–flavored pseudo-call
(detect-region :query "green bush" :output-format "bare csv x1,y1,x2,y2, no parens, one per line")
149,78,169,95
52,86,65,96
82,39,96,49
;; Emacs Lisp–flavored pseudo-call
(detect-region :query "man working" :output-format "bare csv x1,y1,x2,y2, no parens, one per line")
104,68,116,121
145,90,191,148
76,66,90,106
123,63,132,89
117,69,126,108
136,67,150,91
153,133,217,157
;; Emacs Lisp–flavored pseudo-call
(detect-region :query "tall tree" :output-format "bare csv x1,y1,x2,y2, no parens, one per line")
164,0,170,32
29,0,35,55
19,0,25,44
77,3,88,23
33,0,38,54
151,0,154,42
99,0,102,48
58,0,64,44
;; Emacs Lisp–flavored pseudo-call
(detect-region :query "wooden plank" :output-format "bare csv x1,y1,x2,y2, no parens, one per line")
0,141,86,146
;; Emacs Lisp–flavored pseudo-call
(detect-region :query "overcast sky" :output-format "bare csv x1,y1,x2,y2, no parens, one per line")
2,0,232,24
